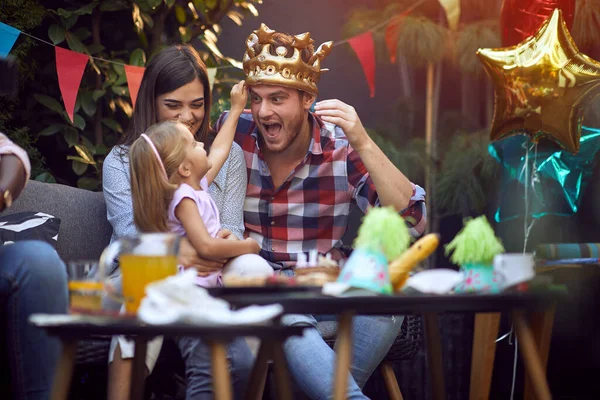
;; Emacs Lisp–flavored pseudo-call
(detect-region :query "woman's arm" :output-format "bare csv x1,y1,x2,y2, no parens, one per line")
175,198,259,260
102,148,138,239
205,81,247,185
0,133,31,210
218,143,247,240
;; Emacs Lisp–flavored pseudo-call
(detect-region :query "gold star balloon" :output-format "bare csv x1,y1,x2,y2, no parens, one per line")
477,8,600,154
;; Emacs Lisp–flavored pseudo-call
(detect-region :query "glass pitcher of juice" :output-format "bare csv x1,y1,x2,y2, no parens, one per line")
99,233,180,314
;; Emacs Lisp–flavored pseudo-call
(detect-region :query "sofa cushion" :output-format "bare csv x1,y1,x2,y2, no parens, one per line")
0,211,61,246
0,180,113,263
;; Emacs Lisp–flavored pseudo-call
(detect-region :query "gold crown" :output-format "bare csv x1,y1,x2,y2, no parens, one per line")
243,24,333,95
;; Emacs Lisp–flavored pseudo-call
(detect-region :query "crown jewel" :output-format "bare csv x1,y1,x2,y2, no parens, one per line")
243,24,333,95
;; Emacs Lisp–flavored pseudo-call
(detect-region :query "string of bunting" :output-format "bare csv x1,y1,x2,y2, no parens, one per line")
0,0,433,122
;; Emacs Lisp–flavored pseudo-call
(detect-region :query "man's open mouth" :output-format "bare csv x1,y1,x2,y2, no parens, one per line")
262,122,282,138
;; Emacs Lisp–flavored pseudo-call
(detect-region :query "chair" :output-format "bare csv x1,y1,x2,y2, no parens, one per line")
319,314,423,400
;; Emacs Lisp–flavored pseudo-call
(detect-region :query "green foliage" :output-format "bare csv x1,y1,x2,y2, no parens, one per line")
1,0,261,189
456,20,500,75
445,215,505,265
436,130,500,218
354,206,411,261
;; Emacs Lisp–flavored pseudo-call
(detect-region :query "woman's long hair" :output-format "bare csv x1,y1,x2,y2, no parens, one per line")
118,45,212,154
129,121,188,233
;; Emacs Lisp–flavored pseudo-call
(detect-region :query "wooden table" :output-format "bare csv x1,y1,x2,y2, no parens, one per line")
29,314,307,400
211,289,565,400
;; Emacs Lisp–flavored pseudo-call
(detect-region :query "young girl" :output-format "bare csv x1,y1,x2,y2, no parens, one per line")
128,81,271,286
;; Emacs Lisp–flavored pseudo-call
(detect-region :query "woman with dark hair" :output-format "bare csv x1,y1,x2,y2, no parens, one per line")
103,44,254,399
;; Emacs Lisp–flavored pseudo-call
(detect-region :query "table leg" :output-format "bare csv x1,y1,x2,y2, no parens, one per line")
523,305,556,400
512,310,552,400
333,311,354,400
50,339,77,400
469,312,501,400
423,312,446,400
210,341,233,400
245,341,271,400
271,340,293,400
130,337,148,400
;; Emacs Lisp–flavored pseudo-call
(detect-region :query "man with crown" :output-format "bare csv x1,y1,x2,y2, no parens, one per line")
214,24,427,398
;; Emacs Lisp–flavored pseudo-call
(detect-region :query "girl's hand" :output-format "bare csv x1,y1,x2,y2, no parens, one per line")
217,228,239,241
244,237,261,254
230,81,248,114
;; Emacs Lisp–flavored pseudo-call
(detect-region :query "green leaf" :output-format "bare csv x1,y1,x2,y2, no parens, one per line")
74,2,98,15
87,43,105,55
140,12,154,28
67,155,90,163
57,8,73,18
147,0,162,8
112,62,125,76
72,160,88,175
74,144,96,164
129,48,146,66
77,177,101,191
81,92,97,116
63,129,79,147
111,85,128,96
74,27,92,41
102,118,123,133
165,0,176,7
175,5,187,24
48,24,66,45
95,143,109,156
39,124,66,137
34,94,64,113
179,26,192,43
66,32,88,54
82,136,97,154
35,172,56,183
206,0,218,10
73,114,86,130
64,15,78,30
92,89,106,101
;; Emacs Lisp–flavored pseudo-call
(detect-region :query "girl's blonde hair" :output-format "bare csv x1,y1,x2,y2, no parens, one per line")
129,120,189,232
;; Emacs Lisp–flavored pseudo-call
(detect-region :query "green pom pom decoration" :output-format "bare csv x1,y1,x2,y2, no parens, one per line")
353,206,411,261
445,215,505,265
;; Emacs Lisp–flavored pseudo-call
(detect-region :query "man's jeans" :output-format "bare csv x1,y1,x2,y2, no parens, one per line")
0,241,68,400
178,336,253,399
282,313,404,399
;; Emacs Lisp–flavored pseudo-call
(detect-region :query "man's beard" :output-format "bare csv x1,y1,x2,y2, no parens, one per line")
260,111,305,154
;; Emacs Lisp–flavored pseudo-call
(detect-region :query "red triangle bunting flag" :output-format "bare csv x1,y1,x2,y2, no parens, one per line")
348,32,376,98
124,65,145,109
55,47,89,123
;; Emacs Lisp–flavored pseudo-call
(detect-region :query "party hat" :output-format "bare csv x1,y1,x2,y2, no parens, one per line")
336,207,410,295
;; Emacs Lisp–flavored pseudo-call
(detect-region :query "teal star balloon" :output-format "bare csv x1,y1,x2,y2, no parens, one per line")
489,126,600,222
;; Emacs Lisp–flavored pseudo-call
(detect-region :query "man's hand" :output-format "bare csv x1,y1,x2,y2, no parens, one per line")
313,99,370,151
178,237,226,276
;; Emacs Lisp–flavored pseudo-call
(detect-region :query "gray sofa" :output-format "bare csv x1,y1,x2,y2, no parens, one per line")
1,179,113,263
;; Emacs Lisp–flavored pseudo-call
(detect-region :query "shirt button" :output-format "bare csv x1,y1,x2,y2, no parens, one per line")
270,196,274,201
271,246,275,251
270,221,275,226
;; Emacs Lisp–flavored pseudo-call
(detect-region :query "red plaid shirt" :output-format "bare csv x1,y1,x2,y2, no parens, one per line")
215,111,427,269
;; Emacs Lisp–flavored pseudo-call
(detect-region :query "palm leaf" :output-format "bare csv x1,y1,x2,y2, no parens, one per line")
395,16,450,68
456,19,500,75
435,130,500,217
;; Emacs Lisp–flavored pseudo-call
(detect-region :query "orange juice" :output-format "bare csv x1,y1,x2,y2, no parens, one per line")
120,254,178,313
68,281,103,313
